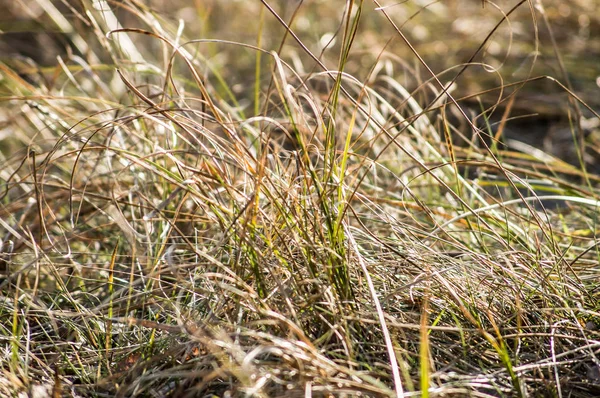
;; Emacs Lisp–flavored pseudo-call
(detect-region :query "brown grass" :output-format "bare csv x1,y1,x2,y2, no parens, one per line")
1,1,599,397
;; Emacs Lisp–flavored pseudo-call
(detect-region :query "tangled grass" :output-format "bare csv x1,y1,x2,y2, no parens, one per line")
1,0,599,396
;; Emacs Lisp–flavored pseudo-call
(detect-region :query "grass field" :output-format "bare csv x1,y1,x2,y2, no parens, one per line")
1,1,600,396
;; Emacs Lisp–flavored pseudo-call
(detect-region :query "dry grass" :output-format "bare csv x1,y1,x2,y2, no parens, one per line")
1,0,600,397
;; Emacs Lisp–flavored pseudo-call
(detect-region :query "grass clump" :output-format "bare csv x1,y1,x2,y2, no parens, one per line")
1,0,600,396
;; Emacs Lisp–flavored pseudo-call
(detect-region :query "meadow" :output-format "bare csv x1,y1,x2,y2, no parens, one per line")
0,0,599,396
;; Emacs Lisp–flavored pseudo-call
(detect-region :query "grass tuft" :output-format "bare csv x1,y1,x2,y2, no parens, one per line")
1,0,600,396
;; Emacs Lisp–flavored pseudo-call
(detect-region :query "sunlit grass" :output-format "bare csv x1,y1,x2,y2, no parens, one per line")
0,0,599,397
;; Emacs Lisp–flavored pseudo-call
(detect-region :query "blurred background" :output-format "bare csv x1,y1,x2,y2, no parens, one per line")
1,0,599,168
